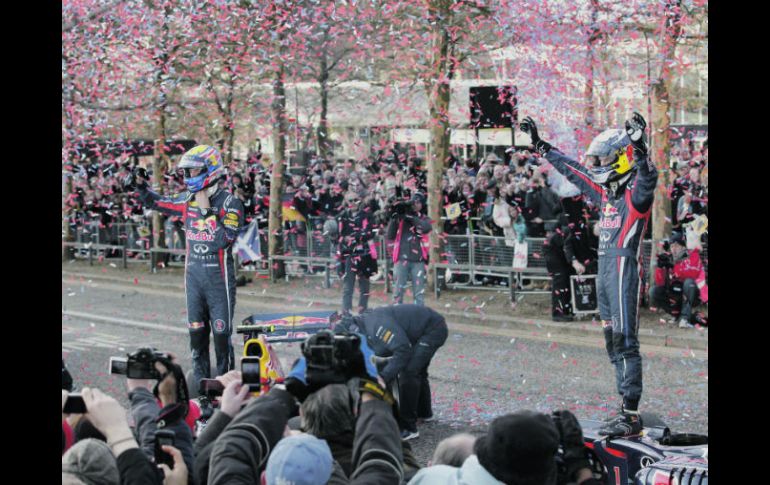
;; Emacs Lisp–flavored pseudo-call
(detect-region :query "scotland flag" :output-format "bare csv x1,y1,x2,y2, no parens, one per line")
235,220,262,262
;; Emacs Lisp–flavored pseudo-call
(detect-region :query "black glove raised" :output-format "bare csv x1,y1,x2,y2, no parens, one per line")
552,410,591,481
625,111,648,157
121,167,148,191
520,116,553,155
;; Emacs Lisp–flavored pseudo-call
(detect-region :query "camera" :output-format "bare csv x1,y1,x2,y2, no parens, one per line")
109,347,172,380
657,253,673,269
387,199,413,219
302,330,365,387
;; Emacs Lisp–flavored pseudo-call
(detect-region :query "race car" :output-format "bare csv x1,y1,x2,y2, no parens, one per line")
580,412,708,484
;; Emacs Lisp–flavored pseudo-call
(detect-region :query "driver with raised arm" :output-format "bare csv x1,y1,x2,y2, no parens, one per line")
520,113,657,437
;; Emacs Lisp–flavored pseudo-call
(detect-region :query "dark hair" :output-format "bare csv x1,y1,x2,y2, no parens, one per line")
301,384,355,437
74,417,107,443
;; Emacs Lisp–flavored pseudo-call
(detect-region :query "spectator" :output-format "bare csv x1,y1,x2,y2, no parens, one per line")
387,192,432,306
265,434,334,485
650,232,708,328
429,433,476,467
564,217,600,275
408,409,600,485
523,172,562,237
78,387,178,485
62,438,120,485
668,161,692,231
338,304,448,440
127,358,195,482
300,384,357,476
544,219,574,322
336,191,378,315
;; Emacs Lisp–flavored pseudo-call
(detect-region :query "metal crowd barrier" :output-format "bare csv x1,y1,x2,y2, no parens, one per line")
64,217,655,302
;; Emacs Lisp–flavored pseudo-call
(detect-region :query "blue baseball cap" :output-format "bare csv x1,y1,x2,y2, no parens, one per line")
265,434,333,485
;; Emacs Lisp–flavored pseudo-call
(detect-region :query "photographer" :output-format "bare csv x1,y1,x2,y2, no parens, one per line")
207,333,403,485
337,304,448,441
386,192,432,306
408,409,600,485
71,387,189,485
336,192,378,315
650,232,708,328
126,355,195,483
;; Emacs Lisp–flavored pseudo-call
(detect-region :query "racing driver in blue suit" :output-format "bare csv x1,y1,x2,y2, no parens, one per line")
126,145,244,393
520,113,657,437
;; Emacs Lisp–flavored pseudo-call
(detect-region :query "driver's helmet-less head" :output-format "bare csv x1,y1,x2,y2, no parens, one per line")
178,145,225,193
586,129,635,186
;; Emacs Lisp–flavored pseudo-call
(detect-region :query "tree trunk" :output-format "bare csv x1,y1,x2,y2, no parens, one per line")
62,168,74,261
223,67,236,165
268,58,287,278
649,0,682,281
152,138,167,251
317,52,331,157
425,6,451,289
577,0,600,148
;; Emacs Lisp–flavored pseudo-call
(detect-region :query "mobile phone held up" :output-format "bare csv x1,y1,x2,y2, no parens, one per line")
154,429,176,468
63,394,87,414
241,357,261,393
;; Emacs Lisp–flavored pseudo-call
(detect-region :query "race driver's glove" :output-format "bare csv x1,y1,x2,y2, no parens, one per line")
625,111,648,157
520,116,553,155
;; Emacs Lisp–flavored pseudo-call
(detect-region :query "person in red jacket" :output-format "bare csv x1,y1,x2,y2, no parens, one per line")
650,232,708,328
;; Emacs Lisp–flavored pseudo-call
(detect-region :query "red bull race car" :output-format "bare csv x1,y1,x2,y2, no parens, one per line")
580,412,707,484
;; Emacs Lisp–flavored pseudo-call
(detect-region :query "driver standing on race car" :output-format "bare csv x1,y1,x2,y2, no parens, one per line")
126,145,244,394
520,113,657,437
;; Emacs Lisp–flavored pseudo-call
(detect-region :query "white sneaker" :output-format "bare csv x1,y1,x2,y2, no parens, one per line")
371,273,382,282
678,319,694,329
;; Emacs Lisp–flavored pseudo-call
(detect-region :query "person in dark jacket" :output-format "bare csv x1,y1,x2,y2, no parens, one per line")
564,218,599,277
339,304,449,440
127,359,195,483
544,221,574,322
387,192,433,306
208,367,404,483
337,192,378,314
523,173,562,237
79,386,182,485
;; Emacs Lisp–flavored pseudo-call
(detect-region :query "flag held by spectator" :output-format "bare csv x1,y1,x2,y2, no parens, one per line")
235,220,261,262
445,202,461,220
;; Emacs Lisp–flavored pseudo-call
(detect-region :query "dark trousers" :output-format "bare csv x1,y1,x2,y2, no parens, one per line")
341,257,371,314
398,323,448,431
186,265,236,392
650,279,698,321
550,268,573,317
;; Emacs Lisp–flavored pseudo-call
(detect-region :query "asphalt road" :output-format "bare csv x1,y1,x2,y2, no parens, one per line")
62,276,708,466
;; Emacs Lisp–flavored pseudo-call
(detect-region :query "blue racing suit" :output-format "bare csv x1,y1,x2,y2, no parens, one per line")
544,149,657,410
138,185,244,389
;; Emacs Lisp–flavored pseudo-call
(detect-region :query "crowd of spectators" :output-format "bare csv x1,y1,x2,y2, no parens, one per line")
64,134,707,321
62,345,604,485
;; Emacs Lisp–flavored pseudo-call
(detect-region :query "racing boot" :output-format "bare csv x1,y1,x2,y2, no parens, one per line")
598,410,643,437
602,404,624,423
